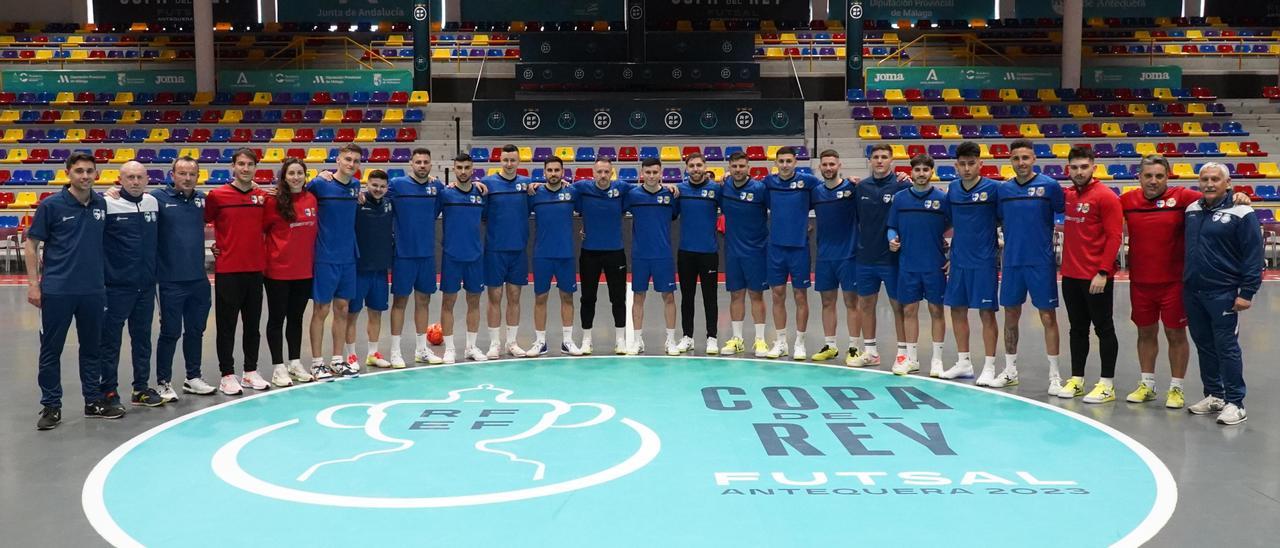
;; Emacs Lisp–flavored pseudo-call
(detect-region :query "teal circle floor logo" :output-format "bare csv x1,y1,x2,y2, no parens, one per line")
84,358,1175,547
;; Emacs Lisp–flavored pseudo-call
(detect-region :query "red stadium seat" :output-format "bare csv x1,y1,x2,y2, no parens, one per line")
574,167,593,180
981,165,1003,180
618,147,638,162
253,169,275,184
749,167,768,179
745,146,766,161
989,143,1010,158
395,128,416,142
334,128,356,142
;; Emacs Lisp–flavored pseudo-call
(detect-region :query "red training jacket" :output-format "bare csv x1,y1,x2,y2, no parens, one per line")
263,191,318,280
1062,179,1123,280
204,183,267,274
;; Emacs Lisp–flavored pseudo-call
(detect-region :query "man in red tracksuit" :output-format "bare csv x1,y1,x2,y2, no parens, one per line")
1058,145,1123,404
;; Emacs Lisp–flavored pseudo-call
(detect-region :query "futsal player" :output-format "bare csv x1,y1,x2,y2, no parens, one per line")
309,144,362,377
809,150,862,364
1058,146,1123,403
347,170,395,368
574,157,630,355
674,152,722,354
851,144,911,366
997,139,1065,394
527,156,582,356
439,153,489,363
762,146,820,359
886,155,949,377
387,148,445,366
481,144,532,358
939,142,1001,382
26,152,117,429
717,152,771,356
625,158,680,355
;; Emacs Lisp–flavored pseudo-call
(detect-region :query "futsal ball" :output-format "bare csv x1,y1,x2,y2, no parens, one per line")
427,323,444,346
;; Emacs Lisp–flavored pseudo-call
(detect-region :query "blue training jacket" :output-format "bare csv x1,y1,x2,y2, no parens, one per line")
1183,190,1263,300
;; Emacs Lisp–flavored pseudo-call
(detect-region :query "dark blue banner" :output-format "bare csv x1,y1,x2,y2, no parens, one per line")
474,98,805,137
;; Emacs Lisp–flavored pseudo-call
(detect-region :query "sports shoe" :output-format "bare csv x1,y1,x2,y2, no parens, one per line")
365,352,391,368
441,349,457,363
329,356,347,377
486,342,501,360
465,346,488,362
848,351,880,368
1082,382,1115,404
665,340,681,356
105,391,125,412
1126,383,1157,403
765,340,788,359
85,399,125,419
844,348,862,367
1057,377,1085,399
753,339,771,357
416,347,444,365
1047,375,1064,397
36,406,60,430
940,361,974,379
270,364,293,387
891,355,919,375
157,381,179,403
928,358,944,378
792,341,808,361
975,367,996,387
614,338,627,355
241,371,271,391
219,375,243,395
580,340,593,355
287,360,315,381
1188,395,1226,415
562,341,584,356
131,387,166,407
342,354,361,376
310,361,334,381
720,337,745,355
812,344,839,361
525,341,548,357
626,340,645,355
1216,403,1247,425
705,337,719,355
1165,386,1185,409
389,351,407,369
988,368,1019,388
675,336,694,354
506,341,527,358
183,377,216,395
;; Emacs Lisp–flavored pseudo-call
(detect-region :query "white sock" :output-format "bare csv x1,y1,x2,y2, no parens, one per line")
1005,353,1018,370
958,351,972,363
416,333,426,350
1047,354,1060,378
535,330,546,344
984,356,996,368
391,335,402,354
1141,372,1156,388
615,327,625,341
775,331,787,344
445,337,456,352
666,328,676,344
825,335,837,347
1101,377,1114,388
732,321,743,339
366,341,378,357
851,336,863,350
312,356,324,367
488,327,501,346
344,343,355,357
507,325,519,342
865,339,878,356
931,342,943,360
466,331,477,348
794,331,805,347
1170,377,1184,389
896,342,908,358
583,331,593,346
906,343,918,361
755,323,766,340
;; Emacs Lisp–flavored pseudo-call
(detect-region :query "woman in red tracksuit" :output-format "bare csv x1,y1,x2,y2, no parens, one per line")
263,158,321,386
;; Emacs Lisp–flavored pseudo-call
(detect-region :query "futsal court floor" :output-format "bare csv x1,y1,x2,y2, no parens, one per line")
0,282,1276,546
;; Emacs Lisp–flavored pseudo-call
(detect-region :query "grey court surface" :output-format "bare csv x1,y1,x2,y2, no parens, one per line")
0,283,1277,546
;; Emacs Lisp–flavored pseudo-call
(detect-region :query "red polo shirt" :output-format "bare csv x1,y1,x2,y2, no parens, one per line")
1062,179,1123,280
1120,185,1202,284
204,182,267,274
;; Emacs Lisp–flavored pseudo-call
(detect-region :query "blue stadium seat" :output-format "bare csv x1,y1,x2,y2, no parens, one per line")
1107,164,1133,180
936,165,957,180
157,149,177,163
376,128,397,142
598,146,618,161
1115,143,1139,158
403,109,424,123
703,146,723,162
315,128,335,142
618,168,638,182
1041,124,1061,138
1041,165,1067,180
575,147,595,162
210,129,231,143
898,125,920,139
470,147,488,162
1198,142,1222,156
1094,143,1116,158
639,146,660,160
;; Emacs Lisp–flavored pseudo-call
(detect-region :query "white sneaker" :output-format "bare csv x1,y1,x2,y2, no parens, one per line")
415,347,444,365
988,368,1019,388
705,337,719,355
465,346,488,362
562,341,583,356
928,358,944,378
365,352,391,368
665,339,681,356
626,340,645,355
891,355,919,375
792,341,808,361
441,348,457,364
270,365,293,388
525,341,548,357
219,375,243,395
183,377,216,395
765,340,788,359
310,359,334,381
339,354,360,376
241,371,270,390
614,338,628,355
506,341,527,357
580,339,593,355
1216,403,1247,425
675,336,694,354
975,366,996,387
389,351,407,369
940,361,974,379
157,381,179,402
486,342,501,360
1188,395,1226,415
287,359,314,382
1047,375,1063,397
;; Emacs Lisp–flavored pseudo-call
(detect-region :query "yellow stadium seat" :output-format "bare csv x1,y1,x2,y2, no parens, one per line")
970,105,992,119
942,88,963,102
835,47,846,58
1037,89,1060,102
1260,163,1280,178
890,145,909,160
111,92,134,106
765,47,784,59
969,18,986,29
859,125,881,139
304,169,318,181
1051,143,1072,158
979,144,994,160
0,149,27,163
383,109,404,123
1095,167,1113,180
1133,31,1152,41
34,50,53,61
708,167,725,180
1153,88,1174,100
0,110,16,123
1220,142,1245,157
939,124,961,139
472,34,489,46
998,89,1020,102
432,48,450,60
1127,103,1151,117
780,33,798,44
178,148,199,160
355,128,377,142
69,49,89,60
52,92,74,106
322,109,343,123
1135,142,1158,157
0,129,23,143
63,129,86,143
909,106,932,119
1020,124,1044,138
0,36,14,45
306,148,328,163
486,167,503,176
1206,16,1224,26
1087,17,1105,28
554,146,574,159
192,92,214,106
1122,185,1139,194
52,170,68,184
1155,17,1173,27
1182,122,1207,137
13,192,38,208
1172,163,1196,179
518,147,533,162
1000,165,1017,180
766,146,782,160
1101,123,1125,138
220,110,243,124
271,128,294,143
1187,103,1209,116
1186,30,1204,40
1161,45,1182,55
158,50,177,61
884,89,906,103
660,146,681,162
98,169,119,185
261,148,285,163
882,33,900,45
120,110,141,124
409,91,430,106
386,35,405,46
55,110,80,124
1068,104,1092,118
110,148,136,164
1271,45,1280,55
250,92,272,106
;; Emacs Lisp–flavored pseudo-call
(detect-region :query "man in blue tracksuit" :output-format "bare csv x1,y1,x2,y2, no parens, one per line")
348,170,395,369
1182,163,1262,426
99,161,163,408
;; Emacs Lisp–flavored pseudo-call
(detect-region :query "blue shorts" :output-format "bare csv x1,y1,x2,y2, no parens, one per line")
349,270,390,313
814,258,857,292
855,261,898,299
441,256,485,294
897,269,946,305
391,257,437,296
484,249,529,287
767,244,811,288
1000,264,1059,309
533,257,577,294
725,252,768,292
632,257,676,293
945,266,999,310
313,262,357,304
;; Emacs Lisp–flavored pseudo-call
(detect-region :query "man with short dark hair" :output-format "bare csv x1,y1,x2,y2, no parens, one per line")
851,144,911,367
527,156,583,356
940,141,1001,383
387,147,445,367
810,149,862,364
482,144,533,358
626,157,680,355
438,153,490,363
574,156,630,354
310,143,363,377
718,151,771,356
887,155,949,377
762,146,821,360
347,170,394,368
674,152,723,354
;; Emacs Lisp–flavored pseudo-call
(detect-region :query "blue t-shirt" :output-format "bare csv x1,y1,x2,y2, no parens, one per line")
675,178,721,254
28,188,107,295
854,174,912,265
997,174,1065,267
439,185,485,262
946,177,1001,270
152,186,207,283
719,177,769,258
888,186,950,273
387,176,442,259
355,193,394,272
811,178,858,261
573,180,628,251
480,173,532,252
624,185,679,260
763,172,821,248
103,192,159,287
529,183,577,259
309,175,360,265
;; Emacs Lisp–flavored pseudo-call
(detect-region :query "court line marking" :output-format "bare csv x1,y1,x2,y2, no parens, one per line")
83,355,1176,548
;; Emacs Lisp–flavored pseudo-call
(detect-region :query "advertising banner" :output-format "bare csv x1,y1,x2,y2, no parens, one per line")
1,70,196,93
1084,65,1182,88
865,66,1061,89
217,70,413,92
92,0,256,25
